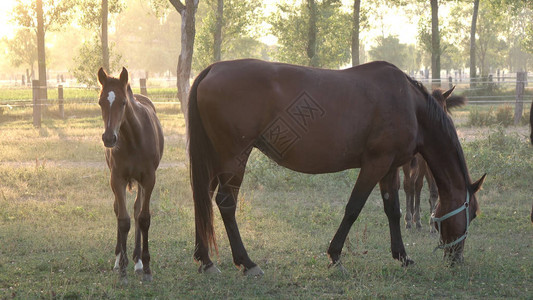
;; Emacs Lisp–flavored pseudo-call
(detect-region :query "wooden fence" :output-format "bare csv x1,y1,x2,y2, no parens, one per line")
0,75,529,128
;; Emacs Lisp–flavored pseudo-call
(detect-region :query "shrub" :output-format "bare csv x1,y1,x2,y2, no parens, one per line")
468,105,530,127
494,105,513,127
468,106,495,126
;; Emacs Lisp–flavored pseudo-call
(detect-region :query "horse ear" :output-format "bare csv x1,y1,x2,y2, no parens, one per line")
442,86,456,100
119,67,129,87
98,67,107,86
471,173,487,194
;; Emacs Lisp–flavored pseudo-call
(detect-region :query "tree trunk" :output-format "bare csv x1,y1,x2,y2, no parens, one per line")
307,0,318,67
515,72,526,125
351,0,361,67
430,0,440,88
213,0,223,62
170,0,199,120
102,0,110,72
470,0,479,88
529,96,533,144
36,0,48,107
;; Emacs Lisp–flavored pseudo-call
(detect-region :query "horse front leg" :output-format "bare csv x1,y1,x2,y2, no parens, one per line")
137,175,156,282
111,176,130,284
327,159,392,269
379,168,414,267
133,183,144,276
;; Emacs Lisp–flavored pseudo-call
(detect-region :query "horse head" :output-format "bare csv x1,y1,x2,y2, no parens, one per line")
97,67,130,148
429,85,486,263
432,174,485,262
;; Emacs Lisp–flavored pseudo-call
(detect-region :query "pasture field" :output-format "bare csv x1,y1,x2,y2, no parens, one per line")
0,102,532,299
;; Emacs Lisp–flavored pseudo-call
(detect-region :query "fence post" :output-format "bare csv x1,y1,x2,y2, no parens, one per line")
32,80,41,128
58,85,64,119
448,76,453,89
140,78,147,96
514,72,526,125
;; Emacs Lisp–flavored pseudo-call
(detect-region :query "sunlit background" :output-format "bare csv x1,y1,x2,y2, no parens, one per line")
0,0,531,88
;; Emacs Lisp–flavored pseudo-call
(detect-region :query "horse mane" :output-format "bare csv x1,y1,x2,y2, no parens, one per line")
406,77,459,143
405,76,474,195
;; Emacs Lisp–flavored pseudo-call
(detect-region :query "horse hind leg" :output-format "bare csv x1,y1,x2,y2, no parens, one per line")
402,165,413,229
402,160,417,230
215,170,262,276
422,165,439,233
414,171,424,230
427,172,439,234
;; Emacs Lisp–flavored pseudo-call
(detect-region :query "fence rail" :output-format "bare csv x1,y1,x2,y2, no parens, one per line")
0,74,531,127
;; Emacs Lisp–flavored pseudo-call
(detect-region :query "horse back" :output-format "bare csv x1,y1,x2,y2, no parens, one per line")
135,94,164,161
133,93,157,112
196,59,420,173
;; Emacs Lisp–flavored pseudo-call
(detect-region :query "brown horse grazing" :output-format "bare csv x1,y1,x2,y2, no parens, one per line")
402,87,467,232
188,59,486,275
97,67,164,283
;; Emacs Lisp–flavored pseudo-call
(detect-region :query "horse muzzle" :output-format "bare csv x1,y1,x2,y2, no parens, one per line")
102,131,118,148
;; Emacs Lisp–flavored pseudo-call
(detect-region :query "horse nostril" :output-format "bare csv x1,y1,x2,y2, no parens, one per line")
102,132,117,147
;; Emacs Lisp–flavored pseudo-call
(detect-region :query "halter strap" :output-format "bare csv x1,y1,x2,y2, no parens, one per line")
431,191,470,252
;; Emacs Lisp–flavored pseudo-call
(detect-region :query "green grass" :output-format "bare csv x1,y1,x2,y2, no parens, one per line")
0,106,531,299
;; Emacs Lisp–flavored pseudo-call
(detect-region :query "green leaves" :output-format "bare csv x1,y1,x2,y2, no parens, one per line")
12,0,77,33
193,0,263,72
269,0,351,69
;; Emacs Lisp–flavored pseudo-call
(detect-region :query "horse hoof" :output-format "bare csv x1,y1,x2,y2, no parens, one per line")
113,254,121,272
402,258,415,267
134,260,144,275
416,223,422,230
328,260,349,275
142,273,153,282
119,277,128,286
243,265,264,277
198,263,221,274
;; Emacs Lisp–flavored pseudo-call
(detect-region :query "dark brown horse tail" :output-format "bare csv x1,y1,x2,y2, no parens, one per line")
188,65,218,254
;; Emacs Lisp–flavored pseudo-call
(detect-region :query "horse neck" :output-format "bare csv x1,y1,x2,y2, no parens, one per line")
119,89,142,146
419,127,468,209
